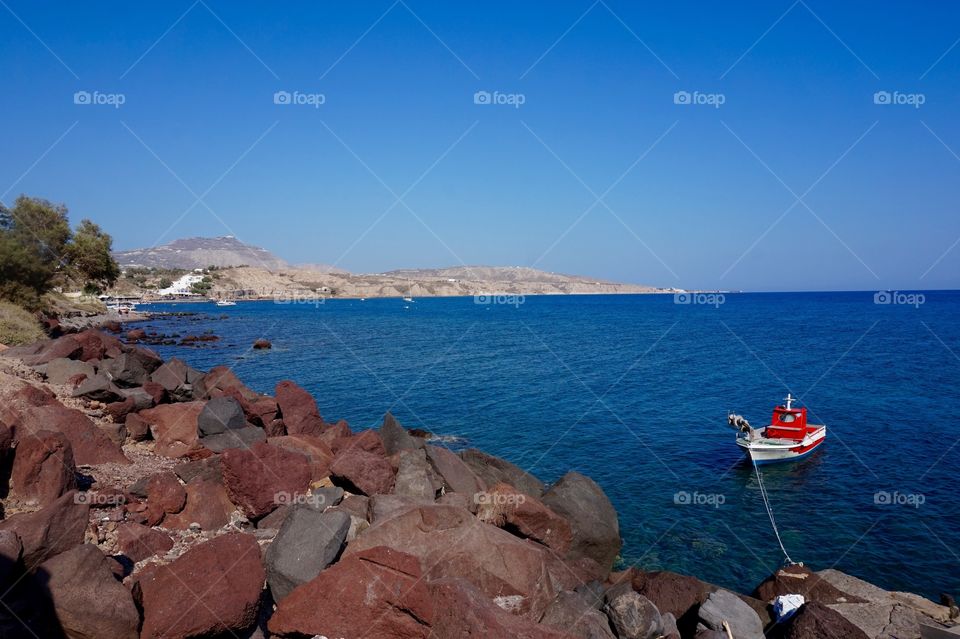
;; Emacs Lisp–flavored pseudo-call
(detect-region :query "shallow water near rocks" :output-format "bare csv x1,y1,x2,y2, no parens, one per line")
136,292,960,599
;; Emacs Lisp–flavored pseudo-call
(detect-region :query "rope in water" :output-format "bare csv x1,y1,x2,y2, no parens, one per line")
751,456,796,566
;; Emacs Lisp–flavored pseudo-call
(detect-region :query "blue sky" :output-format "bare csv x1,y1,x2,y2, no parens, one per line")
1,1,958,291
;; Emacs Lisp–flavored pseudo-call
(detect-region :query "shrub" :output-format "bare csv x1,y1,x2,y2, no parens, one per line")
0,300,44,345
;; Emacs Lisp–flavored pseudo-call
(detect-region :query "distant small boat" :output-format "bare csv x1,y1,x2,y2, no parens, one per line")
728,394,826,464
403,297,414,303
215,300,237,307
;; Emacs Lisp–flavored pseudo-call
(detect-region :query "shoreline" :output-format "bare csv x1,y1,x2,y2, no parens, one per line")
0,323,956,638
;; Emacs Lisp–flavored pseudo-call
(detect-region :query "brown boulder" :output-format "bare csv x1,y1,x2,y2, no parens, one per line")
197,365,257,401
13,402,129,465
0,490,90,568
345,504,577,618
775,601,870,639
126,328,146,342
138,401,204,458
16,335,83,365
541,471,620,575
329,447,396,496
223,386,278,426
430,577,577,639
461,447,545,497
117,522,174,563
477,482,573,553
145,471,186,524
124,412,150,441
252,338,271,349
39,543,139,639
269,546,432,638
268,434,334,480
275,380,325,436
220,442,312,518
10,430,76,506
73,329,124,361
134,533,264,639
162,478,236,531
331,427,385,455
755,564,866,605
426,444,486,495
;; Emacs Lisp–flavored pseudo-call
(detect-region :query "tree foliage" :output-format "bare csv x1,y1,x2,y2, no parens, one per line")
0,195,121,309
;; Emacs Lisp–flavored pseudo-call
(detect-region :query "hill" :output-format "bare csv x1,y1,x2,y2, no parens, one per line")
113,236,290,271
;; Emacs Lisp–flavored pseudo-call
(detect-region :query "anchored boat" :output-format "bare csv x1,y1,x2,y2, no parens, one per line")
728,394,826,464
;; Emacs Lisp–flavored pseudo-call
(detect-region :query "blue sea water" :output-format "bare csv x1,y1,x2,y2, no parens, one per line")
136,292,960,599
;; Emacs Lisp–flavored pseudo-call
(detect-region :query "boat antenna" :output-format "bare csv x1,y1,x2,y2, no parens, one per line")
751,456,797,566
784,393,795,410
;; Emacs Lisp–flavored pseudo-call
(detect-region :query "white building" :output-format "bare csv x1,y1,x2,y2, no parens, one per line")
158,273,205,296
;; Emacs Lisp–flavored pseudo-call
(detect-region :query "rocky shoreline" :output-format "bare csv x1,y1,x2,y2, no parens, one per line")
0,324,956,639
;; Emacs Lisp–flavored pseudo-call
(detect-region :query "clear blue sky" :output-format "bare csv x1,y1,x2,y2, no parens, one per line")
1,1,958,291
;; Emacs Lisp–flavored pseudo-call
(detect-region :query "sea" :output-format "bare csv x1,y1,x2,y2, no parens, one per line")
134,291,960,600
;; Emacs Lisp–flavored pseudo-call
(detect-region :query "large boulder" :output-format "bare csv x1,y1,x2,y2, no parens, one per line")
541,471,620,574
14,402,129,467
197,396,247,436
269,546,433,639
379,411,424,454
697,589,764,639
145,471,187,524
461,447,545,497
275,380,325,436
330,447,396,496
14,334,83,365
268,434,334,480
426,444,486,495
604,590,663,639
201,425,266,452
9,430,76,506
477,482,573,553
138,401,205,457
430,577,576,639
220,442,312,518
134,533,265,639
150,357,203,400
393,447,442,501
223,386,278,426
0,490,89,567
773,601,870,639
540,590,617,639
71,372,124,402
330,427,385,456
116,522,174,563
72,329,124,361
755,564,866,605
265,507,351,601
196,365,257,401
345,504,577,618
43,358,95,386
161,478,236,531
101,349,160,387
39,543,140,639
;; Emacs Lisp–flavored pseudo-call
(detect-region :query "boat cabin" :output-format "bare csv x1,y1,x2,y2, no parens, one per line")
765,394,809,441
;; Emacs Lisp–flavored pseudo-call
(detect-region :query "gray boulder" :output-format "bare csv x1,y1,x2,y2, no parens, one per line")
200,426,266,453
198,397,247,436
661,612,680,639
541,590,616,639
44,358,96,385
379,412,424,455
604,591,662,639
697,589,764,639
102,353,149,387
265,508,351,601
72,373,123,402
119,386,155,411
541,471,621,573
393,448,441,501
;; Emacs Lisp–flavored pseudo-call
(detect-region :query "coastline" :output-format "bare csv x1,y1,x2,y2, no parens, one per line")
0,320,956,638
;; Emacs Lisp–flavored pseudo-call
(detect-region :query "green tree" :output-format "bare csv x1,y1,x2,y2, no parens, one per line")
65,219,120,293
0,196,71,309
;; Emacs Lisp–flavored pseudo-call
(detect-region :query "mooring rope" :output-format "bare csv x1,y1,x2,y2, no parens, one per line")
752,456,796,566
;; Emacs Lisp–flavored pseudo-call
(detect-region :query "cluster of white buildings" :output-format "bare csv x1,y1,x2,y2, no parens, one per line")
157,270,205,297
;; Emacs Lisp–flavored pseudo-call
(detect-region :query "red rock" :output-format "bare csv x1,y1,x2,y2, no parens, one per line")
125,412,150,441
345,504,577,618
0,490,90,567
40,543,139,639
331,427,386,456
73,329,124,361
329,447,396,496
0,383,56,429
100,320,122,333
117,522,174,563
198,365,258,401
145,471,186,524
318,418,352,449
269,546,432,639
223,386,278,426
162,479,236,531
141,380,168,405
10,430,76,506
275,380,326,436
476,482,573,554
13,402,129,465
779,601,870,639
430,577,577,639
138,401,204,458
252,338,271,349
268,434,334,480
426,444,486,495
104,396,136,421
18,335,83,365
126,328,146,342
135,533,264,639
754,564,865,605
220,442,312,518
265,417,285,437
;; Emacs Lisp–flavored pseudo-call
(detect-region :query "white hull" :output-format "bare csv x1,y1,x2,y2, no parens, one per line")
737,426,826,464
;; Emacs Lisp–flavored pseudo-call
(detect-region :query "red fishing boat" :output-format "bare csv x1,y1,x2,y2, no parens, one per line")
728,394,826,464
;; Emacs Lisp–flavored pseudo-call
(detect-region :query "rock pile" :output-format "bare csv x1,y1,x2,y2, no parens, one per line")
0,329,955,638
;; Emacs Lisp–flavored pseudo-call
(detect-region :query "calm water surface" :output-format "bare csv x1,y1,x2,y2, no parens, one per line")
136,292,960,599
